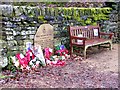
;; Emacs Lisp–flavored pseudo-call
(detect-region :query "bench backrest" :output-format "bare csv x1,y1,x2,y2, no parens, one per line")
68,25,100,39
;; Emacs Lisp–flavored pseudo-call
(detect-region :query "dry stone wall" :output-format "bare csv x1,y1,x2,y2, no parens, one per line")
0,5,118,55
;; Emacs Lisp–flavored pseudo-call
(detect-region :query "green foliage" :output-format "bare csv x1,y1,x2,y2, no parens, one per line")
38,15,44,21
0,57,8,68
4,56,20,73
7,6,111,25
85,18,92,24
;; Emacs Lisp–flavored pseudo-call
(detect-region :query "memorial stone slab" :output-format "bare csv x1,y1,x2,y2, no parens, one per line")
34,24,54,50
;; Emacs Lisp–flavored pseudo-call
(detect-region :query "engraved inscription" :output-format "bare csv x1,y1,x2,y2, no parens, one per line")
34,24,54,50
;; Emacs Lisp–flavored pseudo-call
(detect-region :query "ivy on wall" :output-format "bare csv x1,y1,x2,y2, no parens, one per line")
38,7,112,26
8,6,112,25
56,8,107,26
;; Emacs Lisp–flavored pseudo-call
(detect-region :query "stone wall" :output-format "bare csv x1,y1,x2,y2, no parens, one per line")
0,5,117,55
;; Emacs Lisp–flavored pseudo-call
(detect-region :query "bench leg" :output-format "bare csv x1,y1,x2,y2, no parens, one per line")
83,47,87,59
98,45,100,49
109,41,112,50
70,45,73,56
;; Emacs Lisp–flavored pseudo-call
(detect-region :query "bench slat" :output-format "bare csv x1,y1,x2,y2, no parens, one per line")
70,26,100,39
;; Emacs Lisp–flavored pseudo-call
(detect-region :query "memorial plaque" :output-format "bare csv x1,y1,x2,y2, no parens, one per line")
34,24,54,50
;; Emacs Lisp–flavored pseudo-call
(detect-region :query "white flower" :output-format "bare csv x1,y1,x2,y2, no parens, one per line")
26,66,30,70
54,57,59,61
36,61,40,67
61,56,65,60
49,48,53,53
11,56,16,64
29,60,34,66
20,53,24,59
65,54,70,58
52,60,57,64
36,61,40,65
52,55,57,59
46,59,51,64
14,60,20,68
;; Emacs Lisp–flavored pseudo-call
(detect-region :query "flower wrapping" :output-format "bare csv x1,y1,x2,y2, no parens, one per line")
32,45,46,66
44,48,53,60
16,53,28,68
26,42,32,51
26,50,35,62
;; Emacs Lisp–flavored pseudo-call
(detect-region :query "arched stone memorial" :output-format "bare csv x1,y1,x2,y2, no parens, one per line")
34,24,54,50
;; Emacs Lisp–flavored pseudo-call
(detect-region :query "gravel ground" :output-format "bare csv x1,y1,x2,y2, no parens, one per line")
0,44,118,89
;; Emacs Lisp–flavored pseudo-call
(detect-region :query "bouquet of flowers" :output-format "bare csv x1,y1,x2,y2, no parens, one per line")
10,43,46,70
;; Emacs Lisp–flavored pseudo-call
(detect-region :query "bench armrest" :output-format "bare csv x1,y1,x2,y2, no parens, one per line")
100,32,114,39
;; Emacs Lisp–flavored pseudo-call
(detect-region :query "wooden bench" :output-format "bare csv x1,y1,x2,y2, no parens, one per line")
68,25,114,58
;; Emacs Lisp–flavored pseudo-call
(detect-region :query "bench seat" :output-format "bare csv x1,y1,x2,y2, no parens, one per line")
72,38,111,46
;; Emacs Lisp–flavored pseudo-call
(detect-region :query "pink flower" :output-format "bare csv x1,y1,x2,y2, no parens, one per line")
36,61,40,67
44,48,53,60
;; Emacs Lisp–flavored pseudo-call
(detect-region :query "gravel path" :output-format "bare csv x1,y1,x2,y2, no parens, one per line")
0,44,118,89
